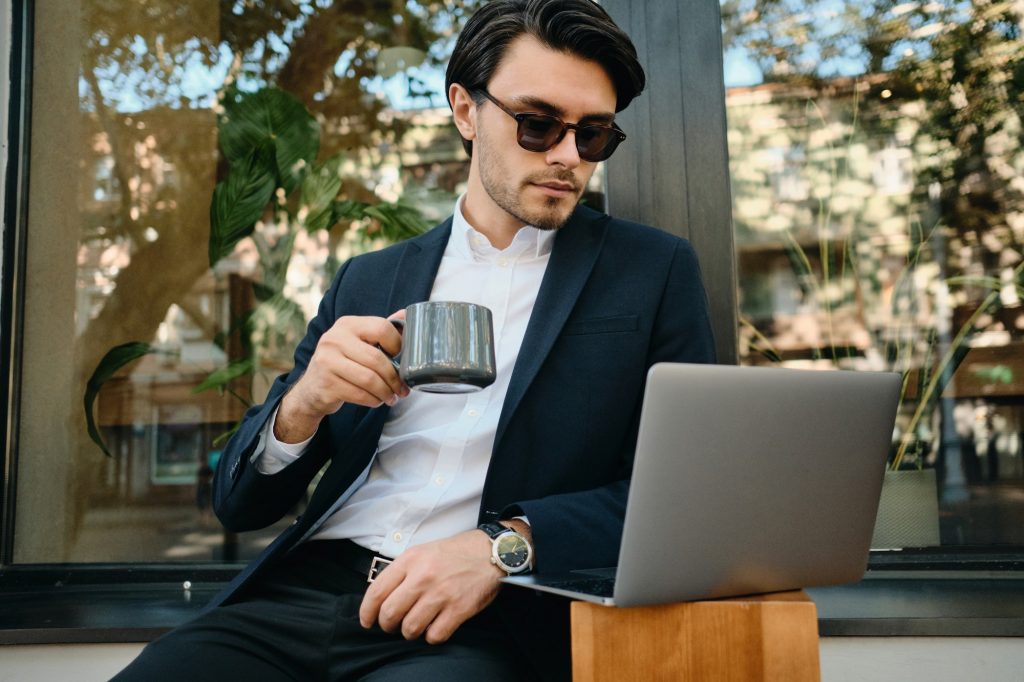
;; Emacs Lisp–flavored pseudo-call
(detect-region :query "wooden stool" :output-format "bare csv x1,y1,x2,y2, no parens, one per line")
571,591,821,682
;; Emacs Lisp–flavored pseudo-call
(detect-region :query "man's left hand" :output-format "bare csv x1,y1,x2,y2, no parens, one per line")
358,530,503,644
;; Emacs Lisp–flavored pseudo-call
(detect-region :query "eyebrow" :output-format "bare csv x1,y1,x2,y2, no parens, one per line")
512,95,617,125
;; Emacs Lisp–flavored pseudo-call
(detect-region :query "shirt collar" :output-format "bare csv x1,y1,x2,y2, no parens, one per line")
451,195,556,261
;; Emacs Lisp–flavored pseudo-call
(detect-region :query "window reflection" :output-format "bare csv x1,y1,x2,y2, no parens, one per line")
18,0,485,563
724,0,1024,548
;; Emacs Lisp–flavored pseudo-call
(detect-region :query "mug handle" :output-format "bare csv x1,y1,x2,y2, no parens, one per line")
378,318,405,372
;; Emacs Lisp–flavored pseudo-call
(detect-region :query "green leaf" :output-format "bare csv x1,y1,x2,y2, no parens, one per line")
331,199,371,224
214,309,258,358
326,199,431,242
362,201,432,241
944,275,1004,290
219,87,320,194
209,146,276,267
298,154,345,231
192,358,255,395
212,422,242,449
973,364,1014,385
256,293,307,337
782,231,816,299
907,218,926,263
251,281,277,302
84,342,158,457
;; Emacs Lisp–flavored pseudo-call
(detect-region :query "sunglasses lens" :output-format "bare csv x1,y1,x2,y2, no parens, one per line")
575,126,618,162
516,115,564,152
513,110,623,161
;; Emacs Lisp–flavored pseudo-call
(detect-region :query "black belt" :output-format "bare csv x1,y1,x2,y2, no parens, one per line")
293,539,393,583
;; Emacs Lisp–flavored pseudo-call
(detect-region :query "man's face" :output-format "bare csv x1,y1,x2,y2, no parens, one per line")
462,35,618,233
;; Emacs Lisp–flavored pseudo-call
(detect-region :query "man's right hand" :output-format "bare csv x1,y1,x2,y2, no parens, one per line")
274,313,409,444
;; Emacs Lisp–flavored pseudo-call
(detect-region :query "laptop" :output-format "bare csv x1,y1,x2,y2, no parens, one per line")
502,362,901,607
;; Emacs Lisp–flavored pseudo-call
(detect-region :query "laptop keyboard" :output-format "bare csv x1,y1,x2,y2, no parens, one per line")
544,576,616,598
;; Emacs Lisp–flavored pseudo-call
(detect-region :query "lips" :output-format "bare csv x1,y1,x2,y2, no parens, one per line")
531,181,577,197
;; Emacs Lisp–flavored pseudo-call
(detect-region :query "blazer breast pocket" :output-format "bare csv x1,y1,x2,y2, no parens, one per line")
561,314,639,336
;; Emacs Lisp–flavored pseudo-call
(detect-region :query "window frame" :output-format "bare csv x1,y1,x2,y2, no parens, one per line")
1,0,31,569
0,0,1022,645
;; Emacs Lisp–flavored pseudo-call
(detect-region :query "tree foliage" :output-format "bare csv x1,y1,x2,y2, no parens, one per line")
722,0,1024,266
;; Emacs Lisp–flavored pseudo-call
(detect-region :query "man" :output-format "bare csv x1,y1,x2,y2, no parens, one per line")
114,1,714,680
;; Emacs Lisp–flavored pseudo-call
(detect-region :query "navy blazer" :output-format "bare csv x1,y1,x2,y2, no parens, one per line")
209,204,715,678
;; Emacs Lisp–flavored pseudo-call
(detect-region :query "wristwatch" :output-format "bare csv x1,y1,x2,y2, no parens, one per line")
478,521,533,575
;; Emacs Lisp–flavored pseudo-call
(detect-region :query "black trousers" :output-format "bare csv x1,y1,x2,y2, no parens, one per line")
112,541,529,682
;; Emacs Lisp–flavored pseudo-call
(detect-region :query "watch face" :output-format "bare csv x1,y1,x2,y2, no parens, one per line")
495,533,530,570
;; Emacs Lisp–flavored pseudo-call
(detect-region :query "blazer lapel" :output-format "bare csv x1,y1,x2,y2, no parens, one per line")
385,218,452,313
494,207,609,447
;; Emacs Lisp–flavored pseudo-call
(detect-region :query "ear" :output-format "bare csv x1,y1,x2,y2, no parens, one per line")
449,83,478,142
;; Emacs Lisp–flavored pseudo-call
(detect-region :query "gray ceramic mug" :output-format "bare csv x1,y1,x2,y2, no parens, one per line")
387,301,496,393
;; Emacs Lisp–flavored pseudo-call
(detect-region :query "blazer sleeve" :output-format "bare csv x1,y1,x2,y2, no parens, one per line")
212,260,361,532
505,239,717,572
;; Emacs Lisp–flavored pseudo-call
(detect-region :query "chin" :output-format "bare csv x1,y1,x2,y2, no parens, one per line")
526,197,576,231
530,208,573,231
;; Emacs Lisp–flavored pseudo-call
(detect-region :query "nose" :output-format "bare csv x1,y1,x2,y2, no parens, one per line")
544,129,582,169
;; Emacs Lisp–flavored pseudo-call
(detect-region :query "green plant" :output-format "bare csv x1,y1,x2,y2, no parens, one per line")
85,86,432,455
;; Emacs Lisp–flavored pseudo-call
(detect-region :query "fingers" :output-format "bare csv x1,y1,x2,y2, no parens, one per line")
362,571,468,643
424,609,464,645
309,352,395,409
393,588,444,640
298,315,410,413
358,533,504,644
359,560,407,630
322,371,391,409
359,314,404,360
324,338,404,402
353,317,407,396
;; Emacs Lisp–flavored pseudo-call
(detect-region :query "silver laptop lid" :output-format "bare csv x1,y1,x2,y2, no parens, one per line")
613,363,900,607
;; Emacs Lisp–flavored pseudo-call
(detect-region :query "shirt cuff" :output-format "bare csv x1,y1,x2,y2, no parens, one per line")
253,405,313,474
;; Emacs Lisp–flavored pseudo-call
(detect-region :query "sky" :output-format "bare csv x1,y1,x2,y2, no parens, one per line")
88,43,770,114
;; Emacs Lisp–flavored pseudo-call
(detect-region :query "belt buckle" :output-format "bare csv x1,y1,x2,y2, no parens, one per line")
367,556,392,583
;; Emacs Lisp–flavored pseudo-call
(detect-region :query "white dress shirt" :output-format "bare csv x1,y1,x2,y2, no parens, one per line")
255,197,554,556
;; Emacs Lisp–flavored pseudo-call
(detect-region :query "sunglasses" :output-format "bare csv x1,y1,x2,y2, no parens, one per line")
477,89,626,162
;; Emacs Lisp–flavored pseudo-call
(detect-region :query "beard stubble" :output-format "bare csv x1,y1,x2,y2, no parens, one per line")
477,139,582,231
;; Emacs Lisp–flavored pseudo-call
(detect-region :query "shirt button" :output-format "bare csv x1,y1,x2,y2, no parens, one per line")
498,259,508,267
392,531,403,542
467,409,479,417
434,476,445,486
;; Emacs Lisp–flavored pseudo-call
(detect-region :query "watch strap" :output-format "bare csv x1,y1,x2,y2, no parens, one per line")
478,521,511,539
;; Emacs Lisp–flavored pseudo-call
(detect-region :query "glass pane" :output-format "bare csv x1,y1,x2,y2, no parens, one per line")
15,0,484,563
722,0,1024,549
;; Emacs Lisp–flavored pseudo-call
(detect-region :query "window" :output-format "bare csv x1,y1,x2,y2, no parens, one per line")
872,139,913,196
7,0,1018,582
723,0,1024,551
5,0,489,565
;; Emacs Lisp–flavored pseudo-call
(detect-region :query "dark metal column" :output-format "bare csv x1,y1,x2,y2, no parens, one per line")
603,0,738,364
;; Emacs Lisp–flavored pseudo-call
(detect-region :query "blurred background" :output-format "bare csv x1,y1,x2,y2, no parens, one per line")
9,0,1023,566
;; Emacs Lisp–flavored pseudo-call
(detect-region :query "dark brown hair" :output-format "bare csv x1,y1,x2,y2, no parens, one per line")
445,0,646,156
